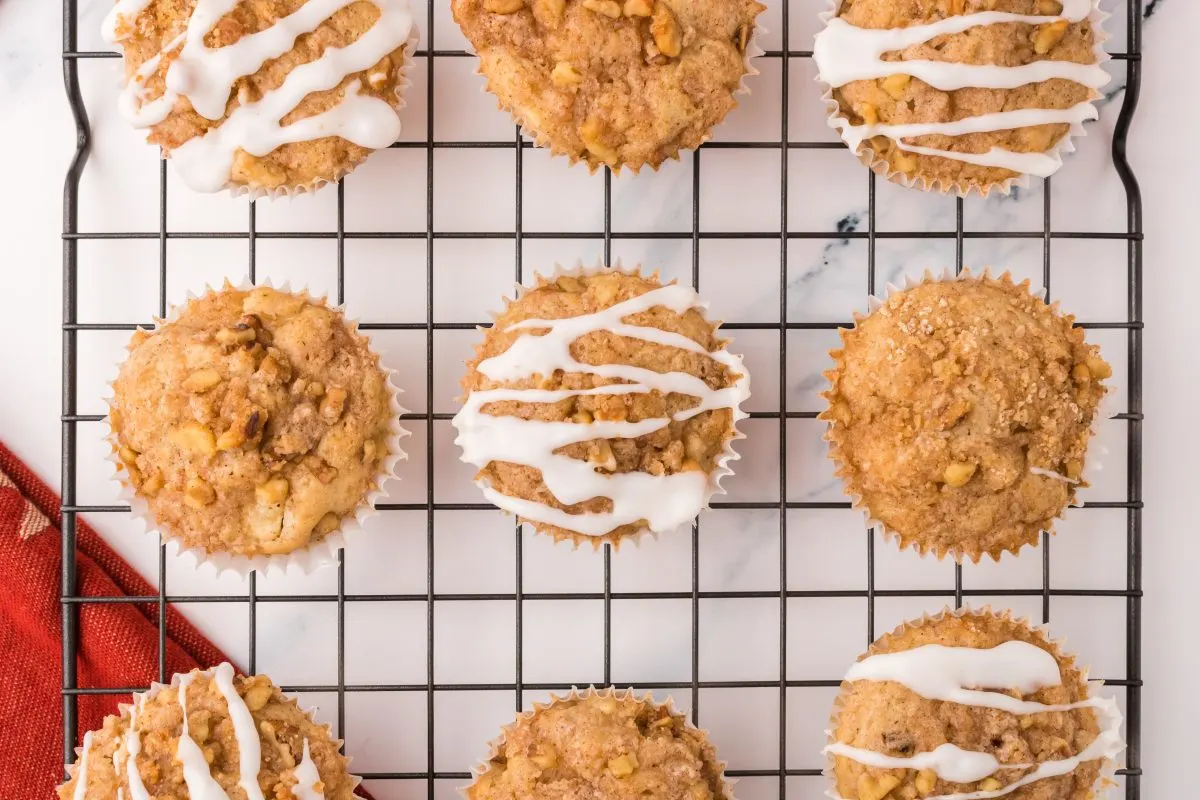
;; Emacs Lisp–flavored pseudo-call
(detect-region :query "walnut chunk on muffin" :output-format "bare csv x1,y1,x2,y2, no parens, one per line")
820,272,1108,561
452,0,764,171
56,663,358,800
813,0,1108,194
452,269,750,547
469,690,730,800
110,285,396,561
827,608,1123,800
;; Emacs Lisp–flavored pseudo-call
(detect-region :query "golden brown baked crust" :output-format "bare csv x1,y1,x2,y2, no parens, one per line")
820,273,1109,561
56,668,356,800
468,691,730,800
451,0,764,172
830,609,1103,800
460,271,744,547
111,285,394,558
111,0,410,192
829,0,1099,192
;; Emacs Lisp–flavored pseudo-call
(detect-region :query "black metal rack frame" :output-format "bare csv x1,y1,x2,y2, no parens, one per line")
60,1,1144,798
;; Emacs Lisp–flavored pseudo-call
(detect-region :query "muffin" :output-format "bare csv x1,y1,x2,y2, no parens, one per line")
57,662,358,800
468,689,730,800
102,0,417,195
820,271,1109,562
826,608,1123,800
109,284,399,568
451,268,750,547
451,0,764,172
812,0,1109,195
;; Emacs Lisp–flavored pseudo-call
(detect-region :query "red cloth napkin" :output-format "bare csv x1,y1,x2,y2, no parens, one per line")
0,439,229,799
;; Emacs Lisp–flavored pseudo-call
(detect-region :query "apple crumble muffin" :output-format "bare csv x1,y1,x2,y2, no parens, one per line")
110,285,396,560
820,272,1109,561
451,0,764,171
469,690,730,800
57,663,358,800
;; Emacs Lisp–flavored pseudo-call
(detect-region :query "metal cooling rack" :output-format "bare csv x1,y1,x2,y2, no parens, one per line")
60,1,1144,798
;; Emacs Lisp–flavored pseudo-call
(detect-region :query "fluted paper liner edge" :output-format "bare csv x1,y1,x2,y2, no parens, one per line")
813,0,1111,198
104,278,410,579
456,260,750,551
818,267,1114,564
823,605,1124,800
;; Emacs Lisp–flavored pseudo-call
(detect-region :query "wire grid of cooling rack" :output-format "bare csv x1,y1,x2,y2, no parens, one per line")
60,1,1143,798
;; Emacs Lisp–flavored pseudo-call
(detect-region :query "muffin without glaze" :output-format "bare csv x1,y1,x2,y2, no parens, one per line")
820,272,1109,561
57,664,356,800
814,0,1105,194
451,0,764,171
453,270,749,547
469,691,730,800
828,609,1119,800
104,0,415,193
110,285,395,559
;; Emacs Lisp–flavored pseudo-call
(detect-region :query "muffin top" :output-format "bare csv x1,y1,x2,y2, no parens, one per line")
453,270,749,546
57,663,356,800
469,692,729,800
828,609,1123,800
111,286,394,559
451,0,764,171
812,0,1108,193
103,0,415,193
821,274,1108,561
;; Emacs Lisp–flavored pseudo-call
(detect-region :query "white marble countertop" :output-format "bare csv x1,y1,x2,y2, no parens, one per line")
1,0,1196,797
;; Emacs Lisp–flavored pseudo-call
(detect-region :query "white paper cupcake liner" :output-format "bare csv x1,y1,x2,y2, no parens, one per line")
823,605,1124,800
105,278,409,579
464,685,736,800
62,663,364,799
456,261,750,550
813,0,1111,198
820,267,1115,563
462,8,766,174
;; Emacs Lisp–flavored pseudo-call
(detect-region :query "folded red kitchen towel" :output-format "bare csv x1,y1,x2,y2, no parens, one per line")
0,439,230,799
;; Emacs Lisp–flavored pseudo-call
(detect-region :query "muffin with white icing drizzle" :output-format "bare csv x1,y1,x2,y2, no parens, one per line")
820,271,1109,562
826,608,1123,800
468,688,731,800
452,268,750,547
56,663,356,800
812,0,1109,195
102,0,417,195
451,0,764,172
110,284,400,568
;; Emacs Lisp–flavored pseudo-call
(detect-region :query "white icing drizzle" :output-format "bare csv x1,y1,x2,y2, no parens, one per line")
103,0,414,192
451,283,750,537
828,640,1124,800
124,699,151,800
1030,465,1080,484
101,0,154,42
292,739,327,800
812,3,1109,177
72,731,93,800
213,662,265,800
177,672,233,800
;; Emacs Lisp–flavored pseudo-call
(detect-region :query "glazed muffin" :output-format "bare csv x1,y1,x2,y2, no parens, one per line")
102,0,416,194
812,0,1109,195
451,0,764,172
57,663,357,800
820,272,1109,561
110,285,397,562
827,608,1123,800
452,269,750,547
469,690,730,800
